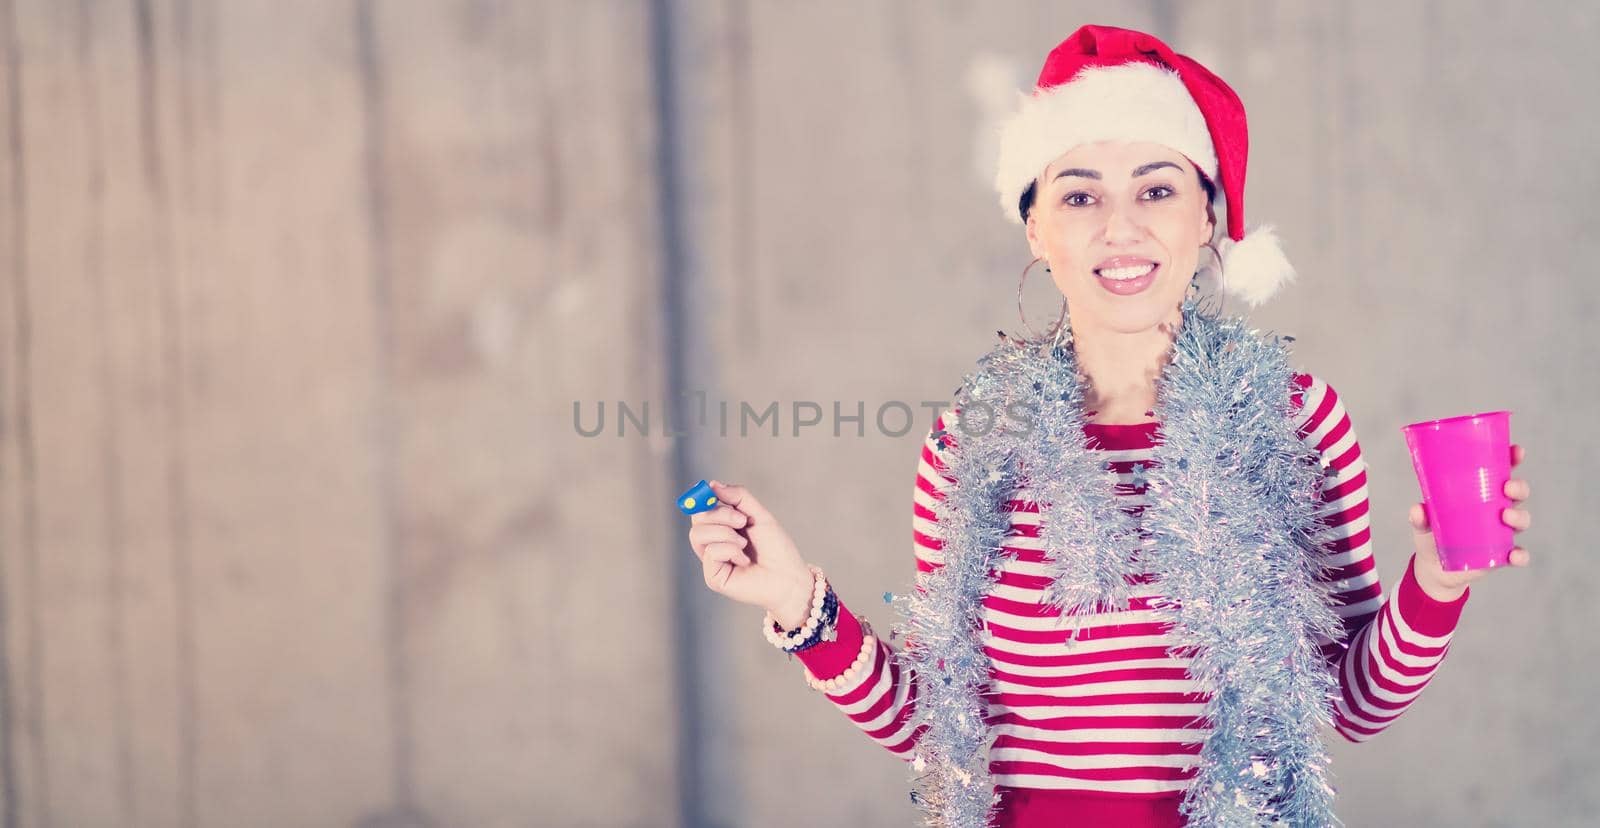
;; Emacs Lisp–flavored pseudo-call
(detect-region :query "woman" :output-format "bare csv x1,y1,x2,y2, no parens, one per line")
685,24,1533,827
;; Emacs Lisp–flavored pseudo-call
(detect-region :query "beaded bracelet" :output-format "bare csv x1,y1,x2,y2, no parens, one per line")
762,567,837,653
802,618,877,694
761,565,838,654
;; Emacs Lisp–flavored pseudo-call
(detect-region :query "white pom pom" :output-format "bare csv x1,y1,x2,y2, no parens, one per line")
1217,224,1298,308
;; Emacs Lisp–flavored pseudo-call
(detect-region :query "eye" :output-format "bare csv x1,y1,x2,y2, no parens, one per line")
1143,185,1175,200
1063,191,1095,207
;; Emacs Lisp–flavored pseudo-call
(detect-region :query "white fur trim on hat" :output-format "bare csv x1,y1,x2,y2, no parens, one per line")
1218,224,1297,308
993,61,1216,224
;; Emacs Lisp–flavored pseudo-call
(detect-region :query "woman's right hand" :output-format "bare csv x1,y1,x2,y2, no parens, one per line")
687,480,815,626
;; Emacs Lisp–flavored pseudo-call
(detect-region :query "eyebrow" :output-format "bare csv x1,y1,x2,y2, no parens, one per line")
1051,160,1183,182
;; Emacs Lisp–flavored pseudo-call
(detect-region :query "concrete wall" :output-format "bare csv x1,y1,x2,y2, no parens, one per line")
0,1,1593,826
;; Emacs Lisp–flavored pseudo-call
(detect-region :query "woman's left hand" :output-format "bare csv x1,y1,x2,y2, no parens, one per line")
1409,443,1531,602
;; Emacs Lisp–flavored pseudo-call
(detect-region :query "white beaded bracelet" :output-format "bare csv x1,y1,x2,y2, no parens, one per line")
802,618,878,694
761,565,834,652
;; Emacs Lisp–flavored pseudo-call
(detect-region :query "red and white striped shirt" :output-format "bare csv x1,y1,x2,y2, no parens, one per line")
791,373,1470,826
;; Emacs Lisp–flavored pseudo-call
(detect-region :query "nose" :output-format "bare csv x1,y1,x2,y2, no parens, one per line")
1102,199,1144,245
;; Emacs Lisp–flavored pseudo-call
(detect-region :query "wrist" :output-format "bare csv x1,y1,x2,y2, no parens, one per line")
771,569,819,631
762,566,840,656
1411,554,1470,603
1397,553,1470,637
1416,574,1468,604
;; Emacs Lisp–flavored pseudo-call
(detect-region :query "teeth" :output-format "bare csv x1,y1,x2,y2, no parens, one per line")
1097,263,1156,281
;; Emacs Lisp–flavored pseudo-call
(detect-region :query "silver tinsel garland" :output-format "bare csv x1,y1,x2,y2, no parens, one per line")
891,294,1347,826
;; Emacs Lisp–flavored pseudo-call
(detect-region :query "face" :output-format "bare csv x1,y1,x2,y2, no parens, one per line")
1024,140,1215,337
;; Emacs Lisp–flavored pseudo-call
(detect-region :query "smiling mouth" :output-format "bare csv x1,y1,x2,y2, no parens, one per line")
1094,262,1159,281
1092,262,1160,296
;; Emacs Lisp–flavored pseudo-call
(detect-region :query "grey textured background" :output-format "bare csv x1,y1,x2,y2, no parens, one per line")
0,1,1594,826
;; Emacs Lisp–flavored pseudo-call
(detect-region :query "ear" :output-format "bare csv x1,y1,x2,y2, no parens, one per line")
1194,166,1218,242
1025,214,1045,260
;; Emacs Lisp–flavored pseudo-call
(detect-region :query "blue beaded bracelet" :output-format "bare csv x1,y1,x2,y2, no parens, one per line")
769,583,839,654
785,589,838,653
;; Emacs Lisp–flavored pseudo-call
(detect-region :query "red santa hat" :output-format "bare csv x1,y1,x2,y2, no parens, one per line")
993,24,1294,307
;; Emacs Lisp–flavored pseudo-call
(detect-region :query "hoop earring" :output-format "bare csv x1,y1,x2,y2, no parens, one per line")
1202,241,1223,276
1017,256,1068,344
1188,241,1224,309
1203,240,1224,285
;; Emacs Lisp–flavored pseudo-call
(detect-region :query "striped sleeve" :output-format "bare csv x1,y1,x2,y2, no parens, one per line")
786,413,962,760
1290,373,1470,743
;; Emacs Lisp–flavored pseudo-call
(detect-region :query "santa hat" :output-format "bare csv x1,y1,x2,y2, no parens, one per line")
993,24,1294,308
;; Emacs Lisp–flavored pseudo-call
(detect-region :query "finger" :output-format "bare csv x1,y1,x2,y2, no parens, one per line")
709,480,773,524
1511,444,1524,468
690,524,749,557
1509,547,1531,567
1503,478,1530,501
1501,507,1531,531
689,503,749,529
1409,502,1430,533
702,547,743,588
706,543,752,567
697,530,751,567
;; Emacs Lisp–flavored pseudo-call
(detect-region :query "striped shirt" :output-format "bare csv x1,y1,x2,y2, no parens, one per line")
790,373,1470,825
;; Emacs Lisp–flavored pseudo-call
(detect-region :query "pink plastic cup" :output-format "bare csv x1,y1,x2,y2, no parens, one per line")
1400,410,1514,572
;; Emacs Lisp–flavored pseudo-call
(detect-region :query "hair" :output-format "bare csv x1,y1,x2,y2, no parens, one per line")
1018,165,1219,237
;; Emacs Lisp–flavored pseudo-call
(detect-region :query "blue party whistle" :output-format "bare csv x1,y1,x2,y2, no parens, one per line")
677,479,719,515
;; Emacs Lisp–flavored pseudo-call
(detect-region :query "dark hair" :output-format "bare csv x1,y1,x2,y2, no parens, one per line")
1018,166,1219,233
